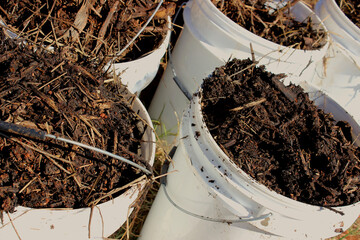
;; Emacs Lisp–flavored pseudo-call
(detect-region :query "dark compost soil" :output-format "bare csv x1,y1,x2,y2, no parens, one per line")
211,0,327,50
336,0,360,28
201,58,360,207
0,0,175,66
0,32,150,214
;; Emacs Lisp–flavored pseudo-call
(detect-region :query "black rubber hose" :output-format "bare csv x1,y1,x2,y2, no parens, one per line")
0,120,46,140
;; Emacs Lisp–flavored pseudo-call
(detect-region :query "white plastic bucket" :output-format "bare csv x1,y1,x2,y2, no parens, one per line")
141,80,360,240
105,17,172,94
315,0,360,65
0,97,156,240
148,0,329,141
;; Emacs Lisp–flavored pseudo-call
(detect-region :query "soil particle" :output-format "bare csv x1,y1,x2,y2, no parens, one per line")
201,58,360,207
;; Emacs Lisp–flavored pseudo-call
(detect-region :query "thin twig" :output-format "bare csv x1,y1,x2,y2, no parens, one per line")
38,72,67,90
229,62,258,78
9,137,73,164
61,0,96,42
6,212,22,240
88,175,147,206
78,115,102,138
94,1,120,54
230,98,266,112
88,206,94,239
19,176,38,194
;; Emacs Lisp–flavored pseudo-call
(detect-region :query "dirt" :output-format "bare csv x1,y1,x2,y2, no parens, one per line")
201,58,360,207
0,0,175,67
0,31,150,214
211,0,327,50
336,0,360,28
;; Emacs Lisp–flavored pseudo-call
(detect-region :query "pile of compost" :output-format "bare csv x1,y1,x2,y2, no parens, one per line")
0,32,150,214
0,0,175,66
201,58,360,206
211,0,327,50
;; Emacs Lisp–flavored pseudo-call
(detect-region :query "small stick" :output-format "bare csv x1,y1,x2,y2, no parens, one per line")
78,163,94,169
250,43,256,63
37,0,57,30
230,98,266,112
229,62,258,78
79,115,102,138
38,72,67,90
0,6,10,19
88,175,147,206
61,0,96,42
50,61,66,73
8,137,73,165
270,77,298,103
324,206,345,216
94,1,119,54
88,206,94,239
28,85,60,113
85,171,104,204
19,177,38,194
71,64,98,83
96,206,105,238
46,156,72,174
6,212,22,240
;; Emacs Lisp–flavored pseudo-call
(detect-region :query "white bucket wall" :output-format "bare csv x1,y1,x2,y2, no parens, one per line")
315,0,360,65
0,97,156,240
105,17,171,94
310,42,360,128
149,0,329,141
141,80,360,240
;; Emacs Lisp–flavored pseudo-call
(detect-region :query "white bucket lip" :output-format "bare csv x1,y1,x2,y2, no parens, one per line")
5,96,155,216
315,0,360,40
188,0,329,57
112,16,172,65
183,81,360,218
105,16,172,93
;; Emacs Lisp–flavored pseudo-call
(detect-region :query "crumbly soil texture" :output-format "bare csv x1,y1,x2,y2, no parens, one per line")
0,0,175,66
211,0,327,50
201,58,360,207
0,32,150,214
336,0,360,28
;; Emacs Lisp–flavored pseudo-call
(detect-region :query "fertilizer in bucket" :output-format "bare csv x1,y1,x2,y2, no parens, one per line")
140,59,360,240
